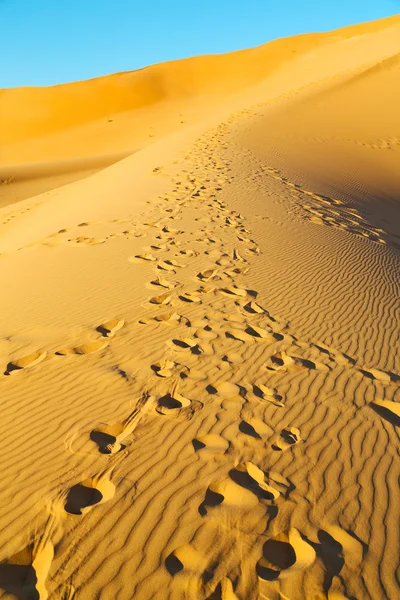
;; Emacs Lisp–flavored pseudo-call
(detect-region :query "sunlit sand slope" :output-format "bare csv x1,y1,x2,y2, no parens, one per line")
1,14,399,206
0,14,399,600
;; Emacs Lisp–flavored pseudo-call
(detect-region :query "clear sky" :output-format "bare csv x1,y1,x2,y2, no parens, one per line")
1,0,399,88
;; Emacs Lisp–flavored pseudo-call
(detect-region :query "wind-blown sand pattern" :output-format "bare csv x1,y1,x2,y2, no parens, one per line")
0,14,400,600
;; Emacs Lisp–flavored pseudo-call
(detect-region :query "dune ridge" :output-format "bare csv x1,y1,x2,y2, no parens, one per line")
1,13,399,209
0,13,399,600
2,14,399,147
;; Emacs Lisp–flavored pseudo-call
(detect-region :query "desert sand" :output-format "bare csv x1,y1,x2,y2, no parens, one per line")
0,14,399,600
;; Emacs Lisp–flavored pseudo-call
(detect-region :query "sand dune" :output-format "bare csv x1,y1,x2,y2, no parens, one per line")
0,14,399,600
0,151,132,208
239,52,400,248
1,13,399,205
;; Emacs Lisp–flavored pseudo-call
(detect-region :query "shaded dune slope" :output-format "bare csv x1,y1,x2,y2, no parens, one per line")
238,52,400,248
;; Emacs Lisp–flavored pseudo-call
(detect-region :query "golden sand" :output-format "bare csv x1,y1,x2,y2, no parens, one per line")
0,14,399,600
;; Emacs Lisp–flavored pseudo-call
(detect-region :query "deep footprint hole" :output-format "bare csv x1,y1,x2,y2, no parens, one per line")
165,554,184,576
239,421,261,439
65,484,103,515
192,439,206,451
206,384,218,395
90,430,125,454
158,394,182,409
262,539,296,570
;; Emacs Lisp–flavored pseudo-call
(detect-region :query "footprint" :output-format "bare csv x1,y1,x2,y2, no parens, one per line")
148,244,168,251
129,253,157,263
224,266,249,277
239,418,273,439
154,312,182,325
207,382,243,398
162,225,181,235
151,359,180,378
319,526,364,572
67,340,109,355
193,434,229,458
232,248,247,262
225,329,255,343
221,353,242,366
197,268,221,282
179,292,202,303
297,357,331,372
206,578,239,600
185,367,208,381
268,352,329,372
96,318,125,337
149,292,172,306
166,544,208,577
272,427,302,451
359,367,391,384
245,246,260,256
220,286,248,298
257,528,316,580
245,325,283,342
234,462,280,500
91,394,151,453
69,236,105,246
5,351,47,375
202,477,259,512
243,301,265,314
215,259,233,272
370,399,400,426
168,338,203,354
194,328,219,341
150,276,177,290
64,468,115,515
0,519,55,599
267,352,296,371
250,384,285,407
156,391,191,416
141,311,179,326
314,343,355,367
157,259,185,272
237,235,253,244
197,284,215,294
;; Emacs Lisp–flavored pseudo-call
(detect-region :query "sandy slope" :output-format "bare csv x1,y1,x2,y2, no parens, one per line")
1,13,399,207
0,14,400,600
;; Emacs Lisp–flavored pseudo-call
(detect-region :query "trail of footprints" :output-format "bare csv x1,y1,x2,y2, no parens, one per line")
1,113,399,600
209,104,390,247
239,150,388,245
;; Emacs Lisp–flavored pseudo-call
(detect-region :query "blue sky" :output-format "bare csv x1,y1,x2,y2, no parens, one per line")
1,0,399,88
